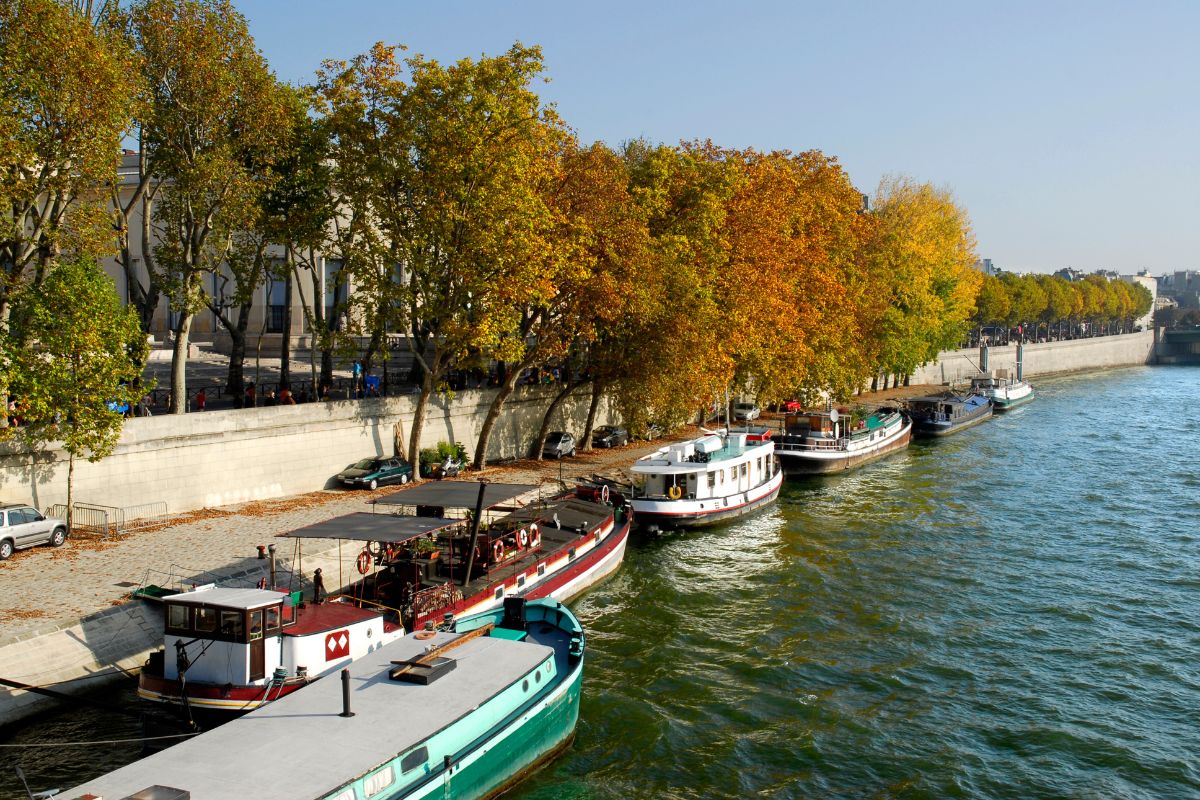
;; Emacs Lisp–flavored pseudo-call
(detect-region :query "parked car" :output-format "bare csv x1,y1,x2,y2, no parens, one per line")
733,402,761,421
336,456,414,490
542,431,577,459
592,425,630,449
0,504,67,560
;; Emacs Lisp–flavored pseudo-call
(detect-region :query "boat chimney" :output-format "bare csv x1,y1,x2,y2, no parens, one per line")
1016,343,1024,382
340,668,355,718
979,343,989,373
268,543,277,588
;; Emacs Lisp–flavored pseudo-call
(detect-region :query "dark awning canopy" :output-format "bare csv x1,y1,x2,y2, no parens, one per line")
370,481,538,510
280,512,461,543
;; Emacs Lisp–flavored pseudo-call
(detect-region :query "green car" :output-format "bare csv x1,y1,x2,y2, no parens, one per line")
336,456,413,490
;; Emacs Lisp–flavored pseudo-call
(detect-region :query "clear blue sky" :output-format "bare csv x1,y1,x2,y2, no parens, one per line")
237,0,1199,275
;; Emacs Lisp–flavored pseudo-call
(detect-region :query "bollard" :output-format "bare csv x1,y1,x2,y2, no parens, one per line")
340,668,355,717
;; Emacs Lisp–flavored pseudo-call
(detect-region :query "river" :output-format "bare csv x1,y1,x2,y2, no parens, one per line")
3,366,1198,798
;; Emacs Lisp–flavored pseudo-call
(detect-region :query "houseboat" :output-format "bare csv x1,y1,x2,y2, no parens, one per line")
287,481,630,637
775,406,912,473
138,482,625,716
137,585,405,713
67,597,586,800
970,368,1034,411
906,391,993,437
629,427,783,531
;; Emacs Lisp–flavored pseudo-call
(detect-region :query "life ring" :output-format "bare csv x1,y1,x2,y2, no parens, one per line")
600,484,610,504
529,524,540,549
356,549,372,575
668,485,683,500
518,528,529,548
492,540,504,562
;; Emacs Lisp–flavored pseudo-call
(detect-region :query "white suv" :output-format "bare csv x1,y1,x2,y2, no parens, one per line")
0,504,67,559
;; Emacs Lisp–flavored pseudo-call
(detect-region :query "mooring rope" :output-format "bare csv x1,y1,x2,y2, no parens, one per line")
0,732,200,748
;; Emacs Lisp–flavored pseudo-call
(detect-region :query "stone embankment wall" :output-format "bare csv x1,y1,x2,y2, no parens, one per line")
0,385,611,515
908,330,1155,386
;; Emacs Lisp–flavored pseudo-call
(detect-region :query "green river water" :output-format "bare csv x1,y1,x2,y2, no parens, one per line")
3,366,1198,799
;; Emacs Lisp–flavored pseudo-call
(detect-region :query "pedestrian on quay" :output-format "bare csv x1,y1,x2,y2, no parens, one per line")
279,387,295,405
195,388,206,412
245,382,256,408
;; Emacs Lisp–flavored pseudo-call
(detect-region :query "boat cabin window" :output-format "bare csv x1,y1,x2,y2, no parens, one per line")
707,473,716,489
329,791,355,800
249,610,263,640
740,464,748,478
220,609,244,639
265,606,281,633
400,745,429,773
363,765,394,797
167,604,190,632
194,607,217,634
281,599,295,626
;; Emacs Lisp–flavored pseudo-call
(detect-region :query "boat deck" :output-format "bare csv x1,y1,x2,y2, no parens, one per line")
67,627,558,800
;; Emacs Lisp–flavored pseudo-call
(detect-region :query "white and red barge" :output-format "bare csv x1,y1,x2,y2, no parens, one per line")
630,427,783,531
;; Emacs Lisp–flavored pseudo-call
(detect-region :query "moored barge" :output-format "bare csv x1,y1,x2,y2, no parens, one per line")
774,406,912,473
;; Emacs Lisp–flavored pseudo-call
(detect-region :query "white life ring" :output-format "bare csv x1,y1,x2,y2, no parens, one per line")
518,528,529,548
529,523,541,549
600,484,610,504
492,540,504,562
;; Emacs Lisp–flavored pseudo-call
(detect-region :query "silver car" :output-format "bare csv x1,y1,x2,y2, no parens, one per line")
0,504,68,559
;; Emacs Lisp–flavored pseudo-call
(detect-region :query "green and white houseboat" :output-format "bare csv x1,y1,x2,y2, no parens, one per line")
970,368,1034,412
64,597,585,800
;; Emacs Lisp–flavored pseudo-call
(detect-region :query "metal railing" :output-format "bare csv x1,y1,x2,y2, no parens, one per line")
45,500,170,538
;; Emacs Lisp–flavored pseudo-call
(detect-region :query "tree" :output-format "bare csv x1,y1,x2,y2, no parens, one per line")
866,177,979,381
4,258,147,529
131,0,289,413
0,0,134,418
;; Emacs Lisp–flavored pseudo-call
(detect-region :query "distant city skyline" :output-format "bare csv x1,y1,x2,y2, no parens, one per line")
236,0,1199,275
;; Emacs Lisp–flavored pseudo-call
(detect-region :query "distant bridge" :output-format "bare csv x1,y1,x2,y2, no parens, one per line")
1156,328,1200,364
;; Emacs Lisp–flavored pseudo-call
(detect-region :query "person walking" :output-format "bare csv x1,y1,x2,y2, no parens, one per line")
195,388,206,412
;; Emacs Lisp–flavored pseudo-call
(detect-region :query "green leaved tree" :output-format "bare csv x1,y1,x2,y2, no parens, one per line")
5,258,147,529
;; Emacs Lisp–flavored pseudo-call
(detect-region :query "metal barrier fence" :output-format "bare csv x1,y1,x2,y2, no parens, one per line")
45,501,170,538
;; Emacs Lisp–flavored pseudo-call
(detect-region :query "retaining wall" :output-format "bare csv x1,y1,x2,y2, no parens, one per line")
0,385,611,515
909,330,1155,386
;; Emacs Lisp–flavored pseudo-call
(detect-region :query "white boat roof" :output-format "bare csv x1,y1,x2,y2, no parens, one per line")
67,629,551,800
166,587,285,610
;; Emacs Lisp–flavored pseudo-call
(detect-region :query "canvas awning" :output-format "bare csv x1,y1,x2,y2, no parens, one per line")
280,512,461,543
369,481,538,510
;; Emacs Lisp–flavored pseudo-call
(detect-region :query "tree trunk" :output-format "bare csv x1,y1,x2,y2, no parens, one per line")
279,246,293,391
472,369,521,470
581,381,604,450
169,312,193,414
66,451,75,534
226,327,246,400
407,370,435,472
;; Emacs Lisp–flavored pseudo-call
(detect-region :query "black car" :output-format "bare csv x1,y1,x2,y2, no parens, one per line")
336,456,414,490
592,425,630,449
542,431,577,459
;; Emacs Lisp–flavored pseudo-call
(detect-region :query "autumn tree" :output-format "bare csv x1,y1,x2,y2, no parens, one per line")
865,177,979,383
0,0,134,419
131,0,289,413
4,258,146,529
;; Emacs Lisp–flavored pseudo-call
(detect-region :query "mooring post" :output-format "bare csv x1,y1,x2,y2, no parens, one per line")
340,668,355,717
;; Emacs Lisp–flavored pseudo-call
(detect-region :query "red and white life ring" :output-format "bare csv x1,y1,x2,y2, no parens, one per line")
529,524,541,549
600,484,610,504
356,549,372,575
518,528,529,548
492,540,504,562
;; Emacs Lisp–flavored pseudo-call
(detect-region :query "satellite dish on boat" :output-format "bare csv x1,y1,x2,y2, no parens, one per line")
829,408,839,423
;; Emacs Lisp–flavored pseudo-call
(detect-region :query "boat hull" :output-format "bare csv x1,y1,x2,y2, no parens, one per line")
391,659,582,800
991,388,1035,411
137,671,309,712
777,423,912,474
911,407,993,437
632,469,784,531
